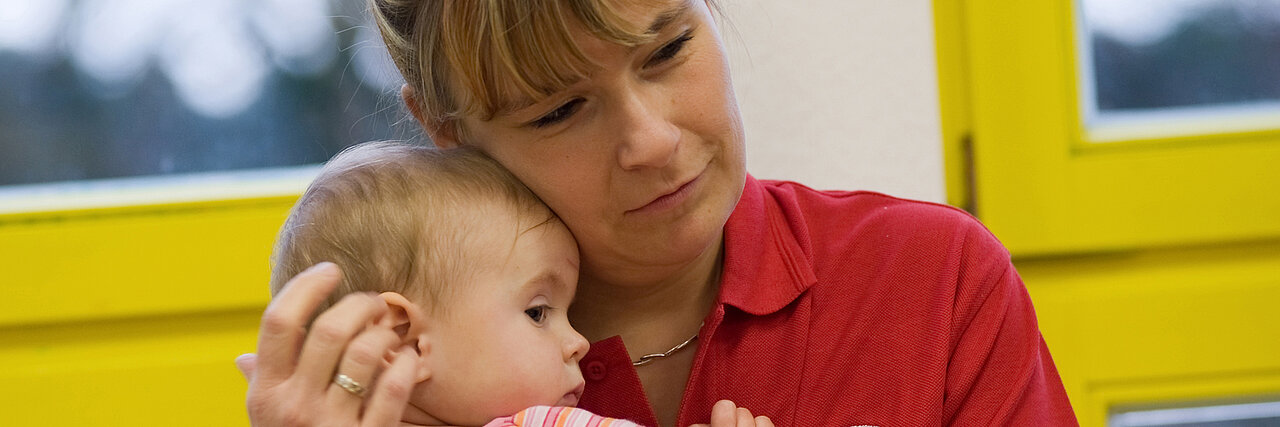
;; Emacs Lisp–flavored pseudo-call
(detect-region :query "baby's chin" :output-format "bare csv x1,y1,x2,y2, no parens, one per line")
396,398,448,426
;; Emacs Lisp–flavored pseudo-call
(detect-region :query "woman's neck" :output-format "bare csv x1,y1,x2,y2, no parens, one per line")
569,234,724,350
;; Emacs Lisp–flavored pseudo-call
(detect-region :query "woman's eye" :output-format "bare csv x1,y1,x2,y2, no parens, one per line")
530,99,583,128
525,306,548,323
647,32,693,67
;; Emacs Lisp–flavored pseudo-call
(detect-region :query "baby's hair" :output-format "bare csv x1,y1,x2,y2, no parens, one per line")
269,142,553,318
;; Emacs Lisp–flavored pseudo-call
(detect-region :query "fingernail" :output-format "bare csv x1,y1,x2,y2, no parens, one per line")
313,262,337,274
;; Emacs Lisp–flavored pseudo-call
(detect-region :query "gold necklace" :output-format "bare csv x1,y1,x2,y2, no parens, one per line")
631,324,702,367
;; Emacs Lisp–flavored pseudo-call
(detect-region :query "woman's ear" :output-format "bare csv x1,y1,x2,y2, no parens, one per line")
379,291,433,382
400,84,460,149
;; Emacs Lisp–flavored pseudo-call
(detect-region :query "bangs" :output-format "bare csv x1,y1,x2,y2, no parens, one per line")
438,0,664,119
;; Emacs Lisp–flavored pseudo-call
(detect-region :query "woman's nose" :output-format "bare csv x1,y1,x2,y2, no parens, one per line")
615,86,680,171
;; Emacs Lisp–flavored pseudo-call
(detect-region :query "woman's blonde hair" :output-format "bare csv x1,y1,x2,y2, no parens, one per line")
370,0,668,129
269,142,553,317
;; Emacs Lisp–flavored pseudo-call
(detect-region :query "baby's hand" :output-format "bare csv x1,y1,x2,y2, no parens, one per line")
688,400,775,427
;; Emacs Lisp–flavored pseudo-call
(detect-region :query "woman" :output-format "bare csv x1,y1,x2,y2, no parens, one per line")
240,0,1077,426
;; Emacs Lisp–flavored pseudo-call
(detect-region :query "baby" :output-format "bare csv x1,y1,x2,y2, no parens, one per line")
268,141,640,427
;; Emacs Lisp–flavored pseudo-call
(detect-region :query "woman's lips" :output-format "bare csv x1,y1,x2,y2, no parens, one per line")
627,172,703,215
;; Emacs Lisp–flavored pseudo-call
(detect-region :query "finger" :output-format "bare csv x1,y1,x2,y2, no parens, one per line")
256,262,342,382
736,407,754,427
325,326,400,414
709,400,736,427
755,415,774,427
361,346,419,427
295,292,389,392
235,353,258,381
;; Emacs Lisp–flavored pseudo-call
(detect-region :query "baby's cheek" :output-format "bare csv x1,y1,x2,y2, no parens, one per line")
409,370,494,425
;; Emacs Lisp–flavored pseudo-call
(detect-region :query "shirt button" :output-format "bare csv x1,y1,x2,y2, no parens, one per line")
585,360,607,381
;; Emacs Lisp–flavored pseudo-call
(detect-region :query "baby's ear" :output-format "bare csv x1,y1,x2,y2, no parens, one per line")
379,292,433,382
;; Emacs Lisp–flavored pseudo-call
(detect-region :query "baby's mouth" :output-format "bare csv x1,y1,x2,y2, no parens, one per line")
558,382,586,406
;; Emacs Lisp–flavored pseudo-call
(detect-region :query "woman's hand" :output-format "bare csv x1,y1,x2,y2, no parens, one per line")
688,400,775,427
241,262,423,426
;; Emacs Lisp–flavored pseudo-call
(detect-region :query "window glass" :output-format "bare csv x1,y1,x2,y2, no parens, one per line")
0,0,409,210
1078,0,1280,141
1110,401,1280,427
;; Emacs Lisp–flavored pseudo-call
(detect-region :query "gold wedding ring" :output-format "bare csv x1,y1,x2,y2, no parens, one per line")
332,373,366,398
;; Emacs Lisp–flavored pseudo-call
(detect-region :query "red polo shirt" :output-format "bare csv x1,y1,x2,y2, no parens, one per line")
577,176,1076,426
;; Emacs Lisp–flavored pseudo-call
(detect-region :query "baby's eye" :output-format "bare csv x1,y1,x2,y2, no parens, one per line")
525,306,548,323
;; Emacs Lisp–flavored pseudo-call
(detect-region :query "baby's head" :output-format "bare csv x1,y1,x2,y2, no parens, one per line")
270,141,589,426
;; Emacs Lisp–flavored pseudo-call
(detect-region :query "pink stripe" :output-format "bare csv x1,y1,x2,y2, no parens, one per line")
562,408,580,427
570,406,588,427
537,406,555,427
585,410,603,427
504,406,642,427
581,410,602,427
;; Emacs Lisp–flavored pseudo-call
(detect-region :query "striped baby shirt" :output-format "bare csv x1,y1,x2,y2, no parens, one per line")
483,405,643,427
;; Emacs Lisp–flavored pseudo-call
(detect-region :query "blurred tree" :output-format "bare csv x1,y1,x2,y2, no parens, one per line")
1091,1,1280,112
0,0,410,187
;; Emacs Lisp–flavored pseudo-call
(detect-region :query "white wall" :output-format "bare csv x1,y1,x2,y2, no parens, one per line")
721,0,945,203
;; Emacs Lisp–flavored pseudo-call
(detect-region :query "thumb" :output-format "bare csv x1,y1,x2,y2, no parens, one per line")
235,353,258,381
709,400,736,427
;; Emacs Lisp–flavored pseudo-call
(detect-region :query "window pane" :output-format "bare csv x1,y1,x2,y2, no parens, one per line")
0,0,407,191
1078,0,1280,141
1110,401,1280,427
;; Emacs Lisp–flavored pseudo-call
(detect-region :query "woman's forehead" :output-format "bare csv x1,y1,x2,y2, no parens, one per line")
461,0,698,118
637,0,696,33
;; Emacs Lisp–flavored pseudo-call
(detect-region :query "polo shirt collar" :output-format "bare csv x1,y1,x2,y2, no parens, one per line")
718,175,818,315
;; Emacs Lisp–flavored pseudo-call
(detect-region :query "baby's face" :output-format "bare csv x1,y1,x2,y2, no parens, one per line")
410,214,589,426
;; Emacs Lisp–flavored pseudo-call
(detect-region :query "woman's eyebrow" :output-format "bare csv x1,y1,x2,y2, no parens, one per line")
497,2,695,116
646,2,693,35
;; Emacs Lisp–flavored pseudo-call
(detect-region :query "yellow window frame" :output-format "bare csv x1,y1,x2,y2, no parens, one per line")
0,197,294,425
950,0,1280,257
937,2,1280,426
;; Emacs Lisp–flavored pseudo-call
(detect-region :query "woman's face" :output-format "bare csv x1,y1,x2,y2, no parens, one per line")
439,0,746,285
